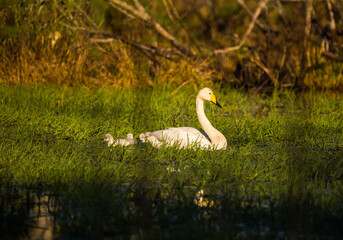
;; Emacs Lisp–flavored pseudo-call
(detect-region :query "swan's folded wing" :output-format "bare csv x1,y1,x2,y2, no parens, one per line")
150,127,211,146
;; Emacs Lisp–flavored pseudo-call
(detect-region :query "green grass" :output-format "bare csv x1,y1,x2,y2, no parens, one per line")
1,84,343,239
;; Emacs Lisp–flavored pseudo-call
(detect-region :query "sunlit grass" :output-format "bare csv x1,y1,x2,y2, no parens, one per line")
0,84,343,238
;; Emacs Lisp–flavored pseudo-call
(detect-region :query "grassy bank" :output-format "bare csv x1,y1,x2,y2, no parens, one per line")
1,84,343,239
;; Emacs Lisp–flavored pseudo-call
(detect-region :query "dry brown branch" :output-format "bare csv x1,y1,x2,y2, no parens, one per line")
279,45,287,72
323,0,337,41
110,5,135,19
321,51,343,62
109,0,148,19
58,2,181,62
107,0,195,58
167,0,181,20
236,0,268,33
73,3,99,29
163,0,201,52
89,38,116,44
61,23,176,62
243,48,277,85
162,0,175,23
304,3,313,51
213,0,269,55
298,0,312,85
132,0,146,13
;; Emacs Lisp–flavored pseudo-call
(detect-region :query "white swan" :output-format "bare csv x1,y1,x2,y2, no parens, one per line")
139,87,227,150
104,133,137,147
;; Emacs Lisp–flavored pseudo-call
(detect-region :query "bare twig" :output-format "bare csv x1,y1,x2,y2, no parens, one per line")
243,48,277,85
73,3,99,29
107,0,195,58
279,45,287,72
236,0,269,33
61,23,176,62
109,4,135,19
213,0,269,55
323,0,337,41
298,0,312,85
132,0,146,13
163,0,201,52
89,38,116,44
167,0,181,20
162,0,175,23
321,51,343,62
324,0,336,31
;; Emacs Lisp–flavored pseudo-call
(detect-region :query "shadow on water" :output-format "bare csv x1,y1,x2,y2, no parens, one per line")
0,187,56,239
1,179,343,239
26,195,55,239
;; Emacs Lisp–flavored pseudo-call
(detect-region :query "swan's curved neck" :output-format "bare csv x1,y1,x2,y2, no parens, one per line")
196,96,226,148
196,98,214,140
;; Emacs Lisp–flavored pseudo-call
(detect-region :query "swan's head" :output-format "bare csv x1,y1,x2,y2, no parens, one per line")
198,88,222,108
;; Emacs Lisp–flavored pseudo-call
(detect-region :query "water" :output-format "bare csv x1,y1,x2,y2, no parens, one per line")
2,182,342,239
0,189,56,239
27,195,55,240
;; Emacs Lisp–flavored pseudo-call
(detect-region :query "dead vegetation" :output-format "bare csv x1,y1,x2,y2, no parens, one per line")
0,0,342,90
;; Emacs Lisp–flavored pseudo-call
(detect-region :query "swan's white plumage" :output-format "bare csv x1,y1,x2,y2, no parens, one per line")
140,127,211,148
140,88,227,150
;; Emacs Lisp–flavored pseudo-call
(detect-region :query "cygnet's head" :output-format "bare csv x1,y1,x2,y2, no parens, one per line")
198,87,222,108
127,133,134,140
103,133,114,143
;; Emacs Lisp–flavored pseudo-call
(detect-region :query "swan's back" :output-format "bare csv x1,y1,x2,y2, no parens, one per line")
146,127,212,148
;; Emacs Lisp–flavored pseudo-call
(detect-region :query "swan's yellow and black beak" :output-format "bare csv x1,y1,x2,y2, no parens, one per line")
210,94,222,108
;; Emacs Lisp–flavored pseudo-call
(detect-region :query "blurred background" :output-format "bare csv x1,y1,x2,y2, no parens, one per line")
0,0,342,91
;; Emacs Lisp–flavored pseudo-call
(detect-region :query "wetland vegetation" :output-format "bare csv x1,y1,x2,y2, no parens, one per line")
1,0,343,239
1,84,343,239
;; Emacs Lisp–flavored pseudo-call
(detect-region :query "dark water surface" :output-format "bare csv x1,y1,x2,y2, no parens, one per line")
1,180,343,239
